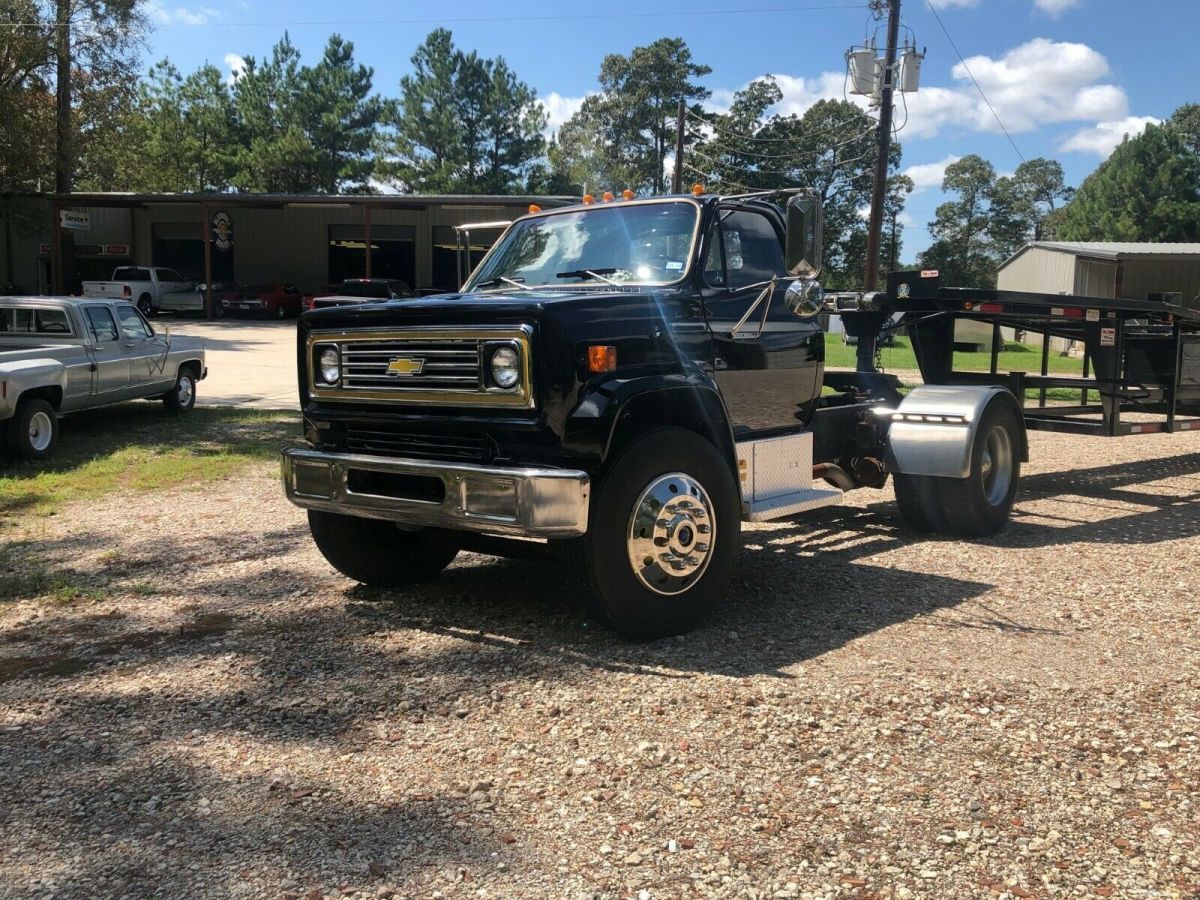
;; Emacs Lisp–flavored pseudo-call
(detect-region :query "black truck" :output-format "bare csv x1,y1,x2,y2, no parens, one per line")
282,192,1200,639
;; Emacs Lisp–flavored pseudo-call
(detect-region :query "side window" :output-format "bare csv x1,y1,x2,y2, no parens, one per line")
703,223,725,287
161,269,184,282
116,305,151,340
34,308,72,334
719,211,786,290
85,306,120,343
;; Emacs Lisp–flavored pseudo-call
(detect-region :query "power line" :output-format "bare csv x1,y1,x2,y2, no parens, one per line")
0,4,869,29
924,0,1027,163
690,124,877,162
686,108,870,147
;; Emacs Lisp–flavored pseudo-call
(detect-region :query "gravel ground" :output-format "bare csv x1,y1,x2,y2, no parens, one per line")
1,431,1199,900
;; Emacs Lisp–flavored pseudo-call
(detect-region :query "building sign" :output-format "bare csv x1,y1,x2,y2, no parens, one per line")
59,210,90,231
104,244,131,256
211,211,233,252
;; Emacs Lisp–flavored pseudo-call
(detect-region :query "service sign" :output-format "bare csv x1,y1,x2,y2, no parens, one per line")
211,211,233,252
59,210,90,231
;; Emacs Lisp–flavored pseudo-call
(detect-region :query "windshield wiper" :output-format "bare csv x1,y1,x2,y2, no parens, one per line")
555,268,620,286
474,275,530,291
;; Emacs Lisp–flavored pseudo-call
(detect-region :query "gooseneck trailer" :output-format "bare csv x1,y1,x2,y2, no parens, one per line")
281,192,1200,639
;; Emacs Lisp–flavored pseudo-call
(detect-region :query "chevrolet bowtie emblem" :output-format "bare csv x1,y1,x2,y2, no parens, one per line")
386,356,425,376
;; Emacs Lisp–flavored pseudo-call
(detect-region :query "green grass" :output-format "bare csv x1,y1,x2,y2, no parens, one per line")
1,404,298,524
824,336,1086,376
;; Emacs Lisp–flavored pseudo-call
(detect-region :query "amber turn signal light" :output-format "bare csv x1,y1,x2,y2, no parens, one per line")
587,345,618,373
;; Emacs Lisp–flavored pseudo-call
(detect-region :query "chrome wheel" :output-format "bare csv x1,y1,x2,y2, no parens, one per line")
627,472,716,596
27,411,53,452
980,424,1013,507
176,375,194,407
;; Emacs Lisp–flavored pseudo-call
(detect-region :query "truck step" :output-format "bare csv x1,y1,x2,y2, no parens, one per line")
743,486,843,521
735,430,843,522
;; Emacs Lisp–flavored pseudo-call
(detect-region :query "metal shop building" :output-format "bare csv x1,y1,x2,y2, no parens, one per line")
998,242,1200,307
0,192,574,300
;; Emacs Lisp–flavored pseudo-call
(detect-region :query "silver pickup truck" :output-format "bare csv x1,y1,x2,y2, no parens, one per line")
0,297,207,461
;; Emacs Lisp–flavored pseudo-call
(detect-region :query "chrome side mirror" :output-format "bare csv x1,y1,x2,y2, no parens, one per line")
784,279,824,318
785,194,823,278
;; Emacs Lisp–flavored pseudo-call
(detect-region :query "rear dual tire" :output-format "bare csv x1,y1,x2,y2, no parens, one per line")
894,403,1021,537
4,398,58,462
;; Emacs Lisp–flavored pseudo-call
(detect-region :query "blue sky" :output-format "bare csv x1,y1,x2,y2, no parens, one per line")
142,0,1199,257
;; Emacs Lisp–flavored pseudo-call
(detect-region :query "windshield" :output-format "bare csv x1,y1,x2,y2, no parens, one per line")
465,200,699,290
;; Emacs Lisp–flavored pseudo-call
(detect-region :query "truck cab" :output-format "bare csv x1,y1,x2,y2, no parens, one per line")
283,193,1025,638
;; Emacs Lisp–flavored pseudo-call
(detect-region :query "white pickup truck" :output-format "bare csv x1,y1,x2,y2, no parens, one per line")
0,296,206,461
82,266,196,316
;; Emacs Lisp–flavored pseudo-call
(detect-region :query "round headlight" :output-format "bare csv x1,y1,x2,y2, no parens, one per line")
490,346,520,389
318,347,340,384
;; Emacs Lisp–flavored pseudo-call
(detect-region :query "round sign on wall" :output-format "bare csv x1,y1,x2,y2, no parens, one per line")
211,211,233,252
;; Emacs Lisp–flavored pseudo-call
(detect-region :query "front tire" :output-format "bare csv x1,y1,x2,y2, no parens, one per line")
308,511,459,587
5,398,58,462
138,294,154,316
569,427,741,640
163,367,197,414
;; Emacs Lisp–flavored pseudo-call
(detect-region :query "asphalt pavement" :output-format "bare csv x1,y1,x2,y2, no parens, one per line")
163,316,299,410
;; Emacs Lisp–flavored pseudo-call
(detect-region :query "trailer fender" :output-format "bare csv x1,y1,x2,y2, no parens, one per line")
884,385,1027,478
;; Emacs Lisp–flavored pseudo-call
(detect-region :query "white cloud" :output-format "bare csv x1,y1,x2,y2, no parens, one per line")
146,2,218,25
1059,115,1160,157
1034,0,1082,16
903,154,961,192
707,72,860,119
223,53,246,85
540,92,590,133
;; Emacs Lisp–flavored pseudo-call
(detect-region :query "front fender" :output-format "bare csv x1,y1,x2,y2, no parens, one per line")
565,370,737,471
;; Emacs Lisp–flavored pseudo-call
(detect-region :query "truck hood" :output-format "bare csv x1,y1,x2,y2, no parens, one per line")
300,287,681,329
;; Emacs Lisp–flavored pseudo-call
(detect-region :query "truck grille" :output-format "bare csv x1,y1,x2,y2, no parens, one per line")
344,424,487,462
307,327,533,408
341,339,481,392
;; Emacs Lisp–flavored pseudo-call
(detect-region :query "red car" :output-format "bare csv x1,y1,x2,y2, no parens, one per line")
220,283,304,319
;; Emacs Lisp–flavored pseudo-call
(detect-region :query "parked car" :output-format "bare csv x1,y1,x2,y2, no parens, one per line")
305,278,413,311
157,281,234,316
220,283,303,319
81,266,196,316
0,296,206,461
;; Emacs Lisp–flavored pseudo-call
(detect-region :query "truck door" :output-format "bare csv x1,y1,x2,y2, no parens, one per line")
700,206,823,434
115,304,173,394
82,305,131,401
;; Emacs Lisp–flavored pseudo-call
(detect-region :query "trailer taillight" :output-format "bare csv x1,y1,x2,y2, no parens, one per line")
979,302,1004,314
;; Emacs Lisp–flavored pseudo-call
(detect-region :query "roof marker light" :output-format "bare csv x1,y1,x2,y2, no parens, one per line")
622,189,635,200
528,203,541,214
602,191,614,202
582,194,595,205
691,183,705,196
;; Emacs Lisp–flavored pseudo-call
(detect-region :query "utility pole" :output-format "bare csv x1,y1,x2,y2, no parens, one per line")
54,0,72,194
863,0,900,291
671,98,685,194
858,0,901,372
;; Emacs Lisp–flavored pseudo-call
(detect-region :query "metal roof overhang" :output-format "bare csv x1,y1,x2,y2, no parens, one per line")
29,191,578,211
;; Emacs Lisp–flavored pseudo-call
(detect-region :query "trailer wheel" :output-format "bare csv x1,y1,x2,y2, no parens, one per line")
308,511,459,588
939,403,1021,537
569,427,740,640
5,398,58,462
893,472,947,533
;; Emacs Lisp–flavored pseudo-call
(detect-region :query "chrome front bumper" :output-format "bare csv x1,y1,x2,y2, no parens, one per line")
281,446,590,538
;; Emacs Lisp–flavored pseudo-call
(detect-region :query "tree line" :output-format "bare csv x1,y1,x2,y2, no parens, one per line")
918,106,1200,286
2,0,1196,288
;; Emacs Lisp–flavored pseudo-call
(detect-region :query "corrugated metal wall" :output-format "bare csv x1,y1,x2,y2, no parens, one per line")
1119,258,1200,305
139,201,525,291
1072,258,1117,297
996,246,1076,294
